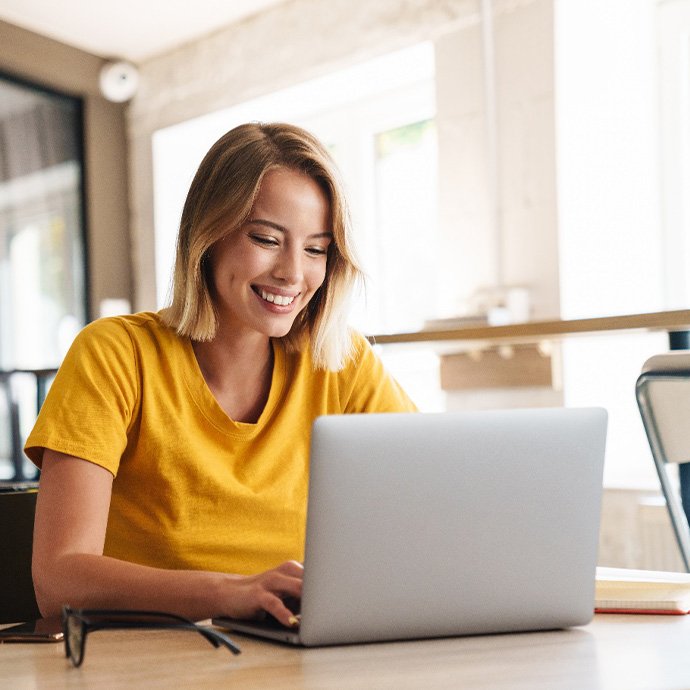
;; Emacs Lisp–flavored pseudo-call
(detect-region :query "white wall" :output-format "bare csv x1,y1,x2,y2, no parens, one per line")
555,0,663,319
435,0,558,320
658,0,690,308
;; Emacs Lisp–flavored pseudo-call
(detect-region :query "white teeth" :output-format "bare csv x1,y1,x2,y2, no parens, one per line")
259,289,295,306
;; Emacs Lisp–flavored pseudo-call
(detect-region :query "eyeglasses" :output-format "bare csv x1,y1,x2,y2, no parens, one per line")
61,605,241,667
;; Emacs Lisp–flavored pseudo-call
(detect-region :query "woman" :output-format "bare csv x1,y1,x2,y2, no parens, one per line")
26,122,416,627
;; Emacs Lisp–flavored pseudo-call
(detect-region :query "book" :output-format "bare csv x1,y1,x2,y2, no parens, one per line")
595,566,690,614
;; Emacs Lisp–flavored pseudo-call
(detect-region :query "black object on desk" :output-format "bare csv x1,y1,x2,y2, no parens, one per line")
0,489,41,623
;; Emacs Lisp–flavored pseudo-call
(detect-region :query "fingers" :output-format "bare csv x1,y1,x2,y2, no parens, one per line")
262,596,301,628
222,561,305,626
255,562,304,627
275,560,304,578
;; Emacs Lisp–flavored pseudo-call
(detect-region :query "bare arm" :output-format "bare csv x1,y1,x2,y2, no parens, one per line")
32,450,302,625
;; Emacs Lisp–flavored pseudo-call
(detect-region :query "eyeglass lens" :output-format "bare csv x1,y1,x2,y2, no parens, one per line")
66,615,85,667
61,607,240,667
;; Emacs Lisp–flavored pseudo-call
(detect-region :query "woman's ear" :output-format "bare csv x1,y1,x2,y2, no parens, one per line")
200,246,215,287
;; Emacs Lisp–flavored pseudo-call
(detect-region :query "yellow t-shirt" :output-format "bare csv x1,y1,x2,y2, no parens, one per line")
25,312,416,575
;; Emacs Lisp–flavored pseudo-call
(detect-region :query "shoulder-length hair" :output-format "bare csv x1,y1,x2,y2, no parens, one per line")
160,122,364,370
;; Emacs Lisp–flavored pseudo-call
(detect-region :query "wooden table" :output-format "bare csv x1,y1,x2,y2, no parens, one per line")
2,614,690,689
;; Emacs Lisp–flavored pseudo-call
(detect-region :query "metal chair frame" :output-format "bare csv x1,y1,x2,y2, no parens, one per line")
636,361,690,572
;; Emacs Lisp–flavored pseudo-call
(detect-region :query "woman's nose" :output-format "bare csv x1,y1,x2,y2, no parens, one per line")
273,247,302,283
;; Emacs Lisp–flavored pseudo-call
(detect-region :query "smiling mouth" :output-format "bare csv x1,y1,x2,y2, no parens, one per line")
254,287,297,307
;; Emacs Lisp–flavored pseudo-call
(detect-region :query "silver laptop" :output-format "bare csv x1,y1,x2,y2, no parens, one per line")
214,407,607,646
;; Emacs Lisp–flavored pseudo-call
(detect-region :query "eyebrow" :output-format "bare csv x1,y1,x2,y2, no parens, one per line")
247,218,332,239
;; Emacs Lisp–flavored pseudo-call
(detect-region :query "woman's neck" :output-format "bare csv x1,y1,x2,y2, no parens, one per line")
191,332,275,423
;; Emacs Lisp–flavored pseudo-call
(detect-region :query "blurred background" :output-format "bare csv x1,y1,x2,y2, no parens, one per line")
1,0,689,568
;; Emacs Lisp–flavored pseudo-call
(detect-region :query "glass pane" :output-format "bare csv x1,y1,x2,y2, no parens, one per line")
0,78,86,368
0,75,86,479
373,119,438,333
3,164,85,367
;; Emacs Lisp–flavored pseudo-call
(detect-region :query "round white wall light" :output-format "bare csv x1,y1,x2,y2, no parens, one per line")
99,60,140,103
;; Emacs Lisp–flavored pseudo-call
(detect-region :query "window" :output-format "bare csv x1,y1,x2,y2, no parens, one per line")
372,119,438,333
554,0,676,488
0,74,86,479
0,76,86,369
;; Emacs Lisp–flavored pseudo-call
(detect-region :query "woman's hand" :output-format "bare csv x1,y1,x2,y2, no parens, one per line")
221,560,304,627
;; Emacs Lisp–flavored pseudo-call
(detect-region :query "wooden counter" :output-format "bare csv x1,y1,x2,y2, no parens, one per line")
368,309,690,346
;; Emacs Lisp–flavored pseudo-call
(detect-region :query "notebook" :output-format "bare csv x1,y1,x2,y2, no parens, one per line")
213,407,607,646
595,566,690,614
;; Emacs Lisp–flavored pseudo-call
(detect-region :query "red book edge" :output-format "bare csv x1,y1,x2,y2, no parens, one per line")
595,606,689,615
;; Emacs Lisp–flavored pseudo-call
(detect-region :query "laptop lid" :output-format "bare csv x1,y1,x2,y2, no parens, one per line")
218,407,607,646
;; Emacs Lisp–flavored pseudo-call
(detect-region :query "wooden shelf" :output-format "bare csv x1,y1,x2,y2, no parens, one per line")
367,309,690,346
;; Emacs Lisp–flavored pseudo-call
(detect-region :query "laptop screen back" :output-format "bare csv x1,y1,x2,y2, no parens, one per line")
298,407,607,646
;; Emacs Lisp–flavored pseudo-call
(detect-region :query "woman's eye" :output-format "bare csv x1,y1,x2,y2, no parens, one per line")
250,234,279,247
306,246,329,256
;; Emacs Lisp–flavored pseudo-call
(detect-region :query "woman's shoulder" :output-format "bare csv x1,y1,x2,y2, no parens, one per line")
77,311,178,346
63,313,185,373
283,329,373,373
345,329,369,348
342,329,377,367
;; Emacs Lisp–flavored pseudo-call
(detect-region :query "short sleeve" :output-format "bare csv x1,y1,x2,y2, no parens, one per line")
338,333,418,414
24,317,139,474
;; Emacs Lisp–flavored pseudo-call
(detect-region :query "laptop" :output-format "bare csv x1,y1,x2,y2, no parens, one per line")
213,407,607,646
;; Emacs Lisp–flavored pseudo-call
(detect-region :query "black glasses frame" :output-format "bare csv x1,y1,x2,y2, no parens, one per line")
61,606,241,667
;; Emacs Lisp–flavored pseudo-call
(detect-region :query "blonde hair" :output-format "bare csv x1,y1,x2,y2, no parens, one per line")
160,122,363,370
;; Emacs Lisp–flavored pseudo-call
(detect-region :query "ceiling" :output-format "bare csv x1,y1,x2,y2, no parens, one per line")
0,0,291,63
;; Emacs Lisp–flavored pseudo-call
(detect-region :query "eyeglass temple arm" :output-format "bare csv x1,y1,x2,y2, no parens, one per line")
82,620,241,655
195,626,242,655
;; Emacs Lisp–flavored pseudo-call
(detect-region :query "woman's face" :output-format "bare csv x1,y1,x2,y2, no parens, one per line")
209,166,332,341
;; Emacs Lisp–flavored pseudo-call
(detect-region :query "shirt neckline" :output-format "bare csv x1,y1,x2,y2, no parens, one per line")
182,336,286,437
